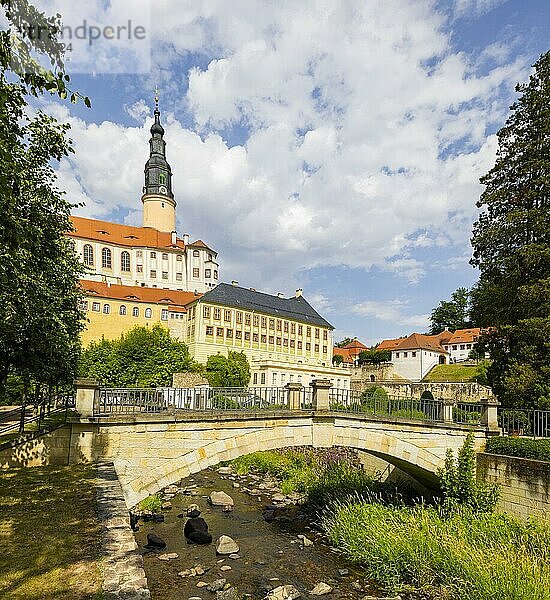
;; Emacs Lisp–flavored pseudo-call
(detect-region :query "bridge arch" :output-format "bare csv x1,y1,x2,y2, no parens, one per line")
109,415,479,506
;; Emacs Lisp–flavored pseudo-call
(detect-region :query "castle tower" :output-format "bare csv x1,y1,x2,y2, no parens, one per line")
141,90,176,232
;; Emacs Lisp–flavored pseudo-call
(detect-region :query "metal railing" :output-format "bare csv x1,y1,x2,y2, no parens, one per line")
0,391,75,439
499,409,550,438
97,386,289,415
453,402,483,425
329,389,442,422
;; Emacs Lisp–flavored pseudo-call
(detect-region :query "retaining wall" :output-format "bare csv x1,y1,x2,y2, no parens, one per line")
477,452,550,521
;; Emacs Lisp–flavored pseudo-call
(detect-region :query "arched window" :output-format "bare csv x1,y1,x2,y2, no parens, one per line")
102,247,112,269
103,304,110,314
119,305,127,316
159,172,166,184
121,251,130,272
132,306,139,317
144,307,152,318
83,244,94,266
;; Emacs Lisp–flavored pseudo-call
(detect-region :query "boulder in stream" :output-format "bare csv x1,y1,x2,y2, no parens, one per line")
216,535,240,555
209,491,235,506
310,582,332,595
217,588,240,600
145,533,166,549
265,585,301,600
206,578,227,592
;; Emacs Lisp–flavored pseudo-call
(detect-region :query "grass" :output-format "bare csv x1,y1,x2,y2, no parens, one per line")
0,465,102,599
423,364,480,382
322,502,550,600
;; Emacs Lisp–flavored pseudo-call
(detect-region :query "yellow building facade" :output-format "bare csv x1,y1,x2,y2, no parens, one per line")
79,280,197,346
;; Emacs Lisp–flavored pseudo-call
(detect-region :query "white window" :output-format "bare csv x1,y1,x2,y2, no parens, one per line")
193,250,200,257
161,309,168,321
176,273,182,281
103,304,110,314
83,244,94,266
101,247,112,269
145,308,152,318
119,305,127,315
121,251,130,272
92,302,100,312
132,306,139,317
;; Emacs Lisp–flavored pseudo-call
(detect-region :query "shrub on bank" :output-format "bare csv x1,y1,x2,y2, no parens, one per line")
138,494,162,513
485,437,550,462
322,502,550,600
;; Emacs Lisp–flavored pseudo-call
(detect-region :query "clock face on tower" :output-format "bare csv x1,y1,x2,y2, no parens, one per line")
159,185,167,194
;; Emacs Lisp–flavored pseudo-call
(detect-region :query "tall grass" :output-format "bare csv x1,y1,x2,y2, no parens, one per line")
322,502,550,600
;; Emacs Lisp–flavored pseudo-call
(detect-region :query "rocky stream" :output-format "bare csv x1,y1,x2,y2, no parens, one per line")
131,466,399,600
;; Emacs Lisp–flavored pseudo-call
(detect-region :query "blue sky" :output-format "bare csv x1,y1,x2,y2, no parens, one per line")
29,0,550,344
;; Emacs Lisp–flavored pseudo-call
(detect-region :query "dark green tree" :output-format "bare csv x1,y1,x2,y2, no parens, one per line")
205,351,251,388
358,349,391,364
0,1,90,402
470,51,550,409
429,288,471,334
332,354,344,365
335,337,354,348
78,325,200,387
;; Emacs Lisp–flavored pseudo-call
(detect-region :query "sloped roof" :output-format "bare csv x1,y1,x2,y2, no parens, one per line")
333,348,355,363
342,339,369,350
80,280,200,307
69,216,186,250
377,337,406,350
444,328,481,345
378,333,448,354
191,283,334,329
189,239,216,253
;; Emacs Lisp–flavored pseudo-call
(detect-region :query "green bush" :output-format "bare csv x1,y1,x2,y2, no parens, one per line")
485,437,550,462
138,494,162,512
438,433,499,514
322,502,550,600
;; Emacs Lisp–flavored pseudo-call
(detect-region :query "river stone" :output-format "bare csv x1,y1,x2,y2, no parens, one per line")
228,554,241,560
210,491,235,506
220,565,232,571
158,552,179,561
266,585,301,600
216,535,240,555
272,493,286,502
297,534,313,547
206,578,227,592
161,501,173,510
218,466,233,475
361,597,401,600
216,588,240,600
145,533,166,549
310,583,332,595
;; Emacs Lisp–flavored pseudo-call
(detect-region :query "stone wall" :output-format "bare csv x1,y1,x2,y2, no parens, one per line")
351,372,492,402
477,452,550,521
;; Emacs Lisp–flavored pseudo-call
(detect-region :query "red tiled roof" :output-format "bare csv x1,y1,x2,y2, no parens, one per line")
333,348,355,363
378,333,448,354
377,338,405,350
80,279,200,307
342,339,369,351
189,239,215,252
444,328,481,345
69,216,186,250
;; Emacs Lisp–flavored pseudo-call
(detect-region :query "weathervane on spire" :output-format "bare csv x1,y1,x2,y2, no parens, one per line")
154,85,159,112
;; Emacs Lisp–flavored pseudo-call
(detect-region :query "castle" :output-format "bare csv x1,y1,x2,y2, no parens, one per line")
70,97,350,389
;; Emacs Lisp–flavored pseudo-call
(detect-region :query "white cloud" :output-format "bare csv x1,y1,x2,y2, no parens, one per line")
453,0,509,19
125,100,150,122
352,300,430,329
51,0,527,294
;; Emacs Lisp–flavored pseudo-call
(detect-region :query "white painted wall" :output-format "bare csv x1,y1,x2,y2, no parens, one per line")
391,349,444,381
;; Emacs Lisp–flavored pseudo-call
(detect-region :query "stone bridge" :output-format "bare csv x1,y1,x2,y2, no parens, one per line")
0,379,499,508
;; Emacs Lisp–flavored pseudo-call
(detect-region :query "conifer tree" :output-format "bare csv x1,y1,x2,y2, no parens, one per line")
470,51,550,409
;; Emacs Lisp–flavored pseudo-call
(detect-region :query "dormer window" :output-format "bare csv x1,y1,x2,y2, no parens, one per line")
97,230,109,235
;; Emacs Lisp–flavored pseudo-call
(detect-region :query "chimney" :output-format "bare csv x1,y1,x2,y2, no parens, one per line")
183,233,190,245
295,288,303,297
232,280,239,287
171,230,177,245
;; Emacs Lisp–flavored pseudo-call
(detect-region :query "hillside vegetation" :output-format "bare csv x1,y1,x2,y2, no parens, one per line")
423,363,488,383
